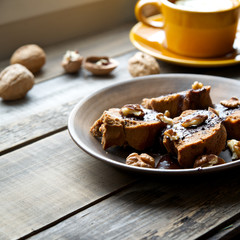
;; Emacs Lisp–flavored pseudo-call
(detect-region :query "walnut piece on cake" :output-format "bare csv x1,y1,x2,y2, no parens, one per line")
227,139,240,160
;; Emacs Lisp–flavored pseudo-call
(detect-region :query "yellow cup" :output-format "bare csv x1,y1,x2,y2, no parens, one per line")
135,0,240,58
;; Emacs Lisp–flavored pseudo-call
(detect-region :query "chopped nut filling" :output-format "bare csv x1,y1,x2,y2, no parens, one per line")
164,129,180,141
193,154,225,168
126,153,155,168
181,114,208,128
220,97,240,108
157,113,173,125
227,139,240,160
164,110,171,118
192,81,203,90
120,104,145,119
208,107,219,117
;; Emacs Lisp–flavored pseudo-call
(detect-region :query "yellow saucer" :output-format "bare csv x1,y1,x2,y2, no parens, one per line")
130,16,240,67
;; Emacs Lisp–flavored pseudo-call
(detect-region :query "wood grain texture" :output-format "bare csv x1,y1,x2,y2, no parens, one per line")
207,216,240,240
1,21,240,240
1,22,240,156
27,170,240,240
0,51,134,155
2,51,240,156
0,131,137,240
2,20,240,85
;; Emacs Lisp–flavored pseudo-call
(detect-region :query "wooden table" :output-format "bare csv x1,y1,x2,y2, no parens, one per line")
1,22,240,240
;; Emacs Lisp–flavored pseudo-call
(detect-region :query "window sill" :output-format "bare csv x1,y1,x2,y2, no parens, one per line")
0,0,136,60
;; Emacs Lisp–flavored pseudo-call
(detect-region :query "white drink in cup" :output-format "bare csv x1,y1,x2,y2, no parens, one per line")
174,0,239,12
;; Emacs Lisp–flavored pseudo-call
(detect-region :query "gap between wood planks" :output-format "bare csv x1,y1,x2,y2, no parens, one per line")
0,126,67,156
0,22,136,157
197,212,240,240
23,175,240,240
17,180,139,240
0,50,137,157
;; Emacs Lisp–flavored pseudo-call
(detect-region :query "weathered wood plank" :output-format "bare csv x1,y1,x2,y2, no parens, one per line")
2,50,240,155
1,19,240,240
27,170,240,240
0,22,136,84
0,51,134,155
2,28,240,156
157,60,240,81
0,130,137,240
204,215,240,240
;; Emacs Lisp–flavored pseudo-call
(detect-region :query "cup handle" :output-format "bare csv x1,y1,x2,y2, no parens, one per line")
135,0,164,28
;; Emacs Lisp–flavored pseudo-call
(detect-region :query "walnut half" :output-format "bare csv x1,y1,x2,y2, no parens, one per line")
164,129,180,141
227,139,240,160
181,114,208,128
157,113,173,125
120,104,145,119
192,81,203,90
220,97,240,109
126,153,155,168
193,154,225,168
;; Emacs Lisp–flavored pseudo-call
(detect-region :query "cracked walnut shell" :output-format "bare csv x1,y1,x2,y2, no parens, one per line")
10,44,46,73
62,50,83,73
128,52,160,77
126,153,155,168
83,56,118,75
0,64,34,100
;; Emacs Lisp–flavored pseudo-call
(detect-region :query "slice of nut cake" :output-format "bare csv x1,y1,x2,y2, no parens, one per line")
163,109,227,168
214,97,240,140
90,104,166,150
142,82,213,118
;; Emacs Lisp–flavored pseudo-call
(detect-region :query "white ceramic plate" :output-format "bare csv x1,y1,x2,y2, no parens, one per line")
68,74,240,175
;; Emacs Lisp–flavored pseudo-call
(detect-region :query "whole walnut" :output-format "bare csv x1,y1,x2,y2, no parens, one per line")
10,44,46,73
128,52,160,77
0,64,34,100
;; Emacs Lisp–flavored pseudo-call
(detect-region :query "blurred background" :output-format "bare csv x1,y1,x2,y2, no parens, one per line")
0,0,139,61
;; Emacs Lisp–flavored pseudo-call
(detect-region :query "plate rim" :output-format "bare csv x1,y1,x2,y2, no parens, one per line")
130,20,240,68
68,73,240,175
